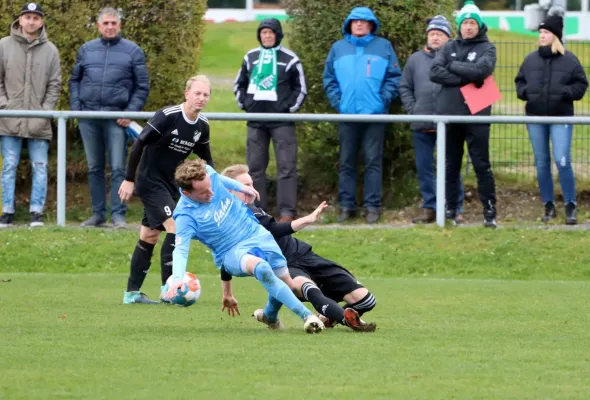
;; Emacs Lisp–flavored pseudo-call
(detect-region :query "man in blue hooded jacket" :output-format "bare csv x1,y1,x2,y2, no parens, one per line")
323,7,401,224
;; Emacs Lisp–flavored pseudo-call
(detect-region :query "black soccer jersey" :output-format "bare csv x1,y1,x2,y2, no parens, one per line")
125,104,213,190
247,204,312,263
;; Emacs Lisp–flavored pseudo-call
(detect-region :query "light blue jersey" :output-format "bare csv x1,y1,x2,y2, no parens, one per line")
172,166,263,278
169,166,313,324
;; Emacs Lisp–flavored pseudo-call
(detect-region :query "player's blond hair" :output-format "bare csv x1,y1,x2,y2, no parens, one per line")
220,164,249,180
175,159,208,191
186,75,212,92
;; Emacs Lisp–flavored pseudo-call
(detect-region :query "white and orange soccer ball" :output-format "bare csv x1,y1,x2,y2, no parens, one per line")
167,272,202,307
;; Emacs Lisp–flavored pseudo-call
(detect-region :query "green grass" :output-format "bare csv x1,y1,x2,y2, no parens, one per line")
1,228,589,280
2,227,590,399
1,274,590,399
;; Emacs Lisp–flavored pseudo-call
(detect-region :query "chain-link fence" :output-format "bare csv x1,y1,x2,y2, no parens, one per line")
468,41,590,182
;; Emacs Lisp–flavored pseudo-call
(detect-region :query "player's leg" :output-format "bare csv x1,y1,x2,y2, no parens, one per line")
342,288,376,317
241,255,323,333
135,187,178,303
294,254,376,332
287,267,348,327
123,222,161,304
159,217,176,302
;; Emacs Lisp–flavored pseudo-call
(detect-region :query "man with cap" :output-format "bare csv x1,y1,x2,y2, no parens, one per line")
400,15,465,224
323,7,401,224
0,2,61,229
233,18,307,223
430,1,498,228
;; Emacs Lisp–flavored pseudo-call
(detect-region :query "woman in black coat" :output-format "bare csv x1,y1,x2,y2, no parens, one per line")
514,7,588,225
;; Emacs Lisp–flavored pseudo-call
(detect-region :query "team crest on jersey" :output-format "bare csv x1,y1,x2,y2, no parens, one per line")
467,52,477,62
193,131,201,142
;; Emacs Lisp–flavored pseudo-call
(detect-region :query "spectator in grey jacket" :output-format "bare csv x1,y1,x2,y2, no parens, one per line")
400,16,464,224
69,7,149,229
0,3,61,228
430,1,497,228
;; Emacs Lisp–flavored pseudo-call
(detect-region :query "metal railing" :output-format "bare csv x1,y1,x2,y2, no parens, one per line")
2,110,590,227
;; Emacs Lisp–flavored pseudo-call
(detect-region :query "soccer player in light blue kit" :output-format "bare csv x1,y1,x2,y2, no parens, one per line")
166,159,325,333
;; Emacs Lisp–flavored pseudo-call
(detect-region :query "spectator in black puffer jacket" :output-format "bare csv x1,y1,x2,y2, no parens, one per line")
69,7,149,229
430,1,497,228
515,7,588,225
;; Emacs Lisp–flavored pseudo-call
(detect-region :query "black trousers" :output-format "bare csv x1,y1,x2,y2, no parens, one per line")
246,125,297,217
446,123,496,217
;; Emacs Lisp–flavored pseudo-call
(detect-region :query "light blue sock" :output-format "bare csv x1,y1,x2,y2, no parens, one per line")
263,295,283,323
254,261,312,321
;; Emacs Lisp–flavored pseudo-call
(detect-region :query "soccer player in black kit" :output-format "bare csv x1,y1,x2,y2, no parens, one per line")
221,165,377,332
118,75,214,304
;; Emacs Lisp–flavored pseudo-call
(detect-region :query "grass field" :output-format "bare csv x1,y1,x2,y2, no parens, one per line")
1,227,590,399
2,22,590,400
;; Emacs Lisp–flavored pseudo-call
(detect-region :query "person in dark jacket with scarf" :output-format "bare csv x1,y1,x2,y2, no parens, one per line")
430,1,497,228
233,18,307,223
515,7,588,225
400,15,465,224
69,8,149,229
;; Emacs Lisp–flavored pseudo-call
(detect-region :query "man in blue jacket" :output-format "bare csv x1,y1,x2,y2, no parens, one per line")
323,7,401,224
69,7,149,229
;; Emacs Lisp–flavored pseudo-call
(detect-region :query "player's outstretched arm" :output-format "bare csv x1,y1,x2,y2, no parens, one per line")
221,280,240,317
290,201,328,232
167,215,195,298
119,115,166,202
218,174,260,202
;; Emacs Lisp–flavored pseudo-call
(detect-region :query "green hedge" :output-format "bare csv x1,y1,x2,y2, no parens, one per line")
286,0,454,205
0,0,206,181
0,0,206,132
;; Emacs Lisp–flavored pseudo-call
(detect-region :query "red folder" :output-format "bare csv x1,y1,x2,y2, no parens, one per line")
460,75,502,115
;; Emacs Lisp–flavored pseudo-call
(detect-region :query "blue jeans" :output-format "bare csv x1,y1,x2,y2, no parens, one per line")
527,124,576,205
338,122,384,211
78,119,128,219
412,131,464,213
1,136,49,214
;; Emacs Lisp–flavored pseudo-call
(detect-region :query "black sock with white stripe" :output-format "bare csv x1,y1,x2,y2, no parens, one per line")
301,282,345,325
343,292,376,317
160,233,175,285
127,240,155,292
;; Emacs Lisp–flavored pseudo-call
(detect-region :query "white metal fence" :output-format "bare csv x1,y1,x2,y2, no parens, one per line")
2,110,590,227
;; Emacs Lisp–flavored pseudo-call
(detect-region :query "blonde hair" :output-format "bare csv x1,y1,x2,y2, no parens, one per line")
175,159,207,191
186,75,212,92
220,164,249,180
551,36,565,55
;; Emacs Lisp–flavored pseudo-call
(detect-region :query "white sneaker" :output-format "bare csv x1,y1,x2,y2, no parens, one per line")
253,309,284,330
303,314,325,334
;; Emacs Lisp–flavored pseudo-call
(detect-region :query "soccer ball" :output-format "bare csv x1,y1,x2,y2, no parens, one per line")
167,272,202,307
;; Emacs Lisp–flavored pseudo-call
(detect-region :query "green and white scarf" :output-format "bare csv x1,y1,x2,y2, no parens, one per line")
247,47,278,101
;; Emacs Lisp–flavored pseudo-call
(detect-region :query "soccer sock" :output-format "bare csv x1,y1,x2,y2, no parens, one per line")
343,292,377,317
301,282,346,325
160,233,175,285
127,240,155,292
263,295,283,323
254,261,312,321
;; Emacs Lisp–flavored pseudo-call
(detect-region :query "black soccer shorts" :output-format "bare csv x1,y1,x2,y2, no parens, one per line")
138,183,179,231
289,251,364,303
